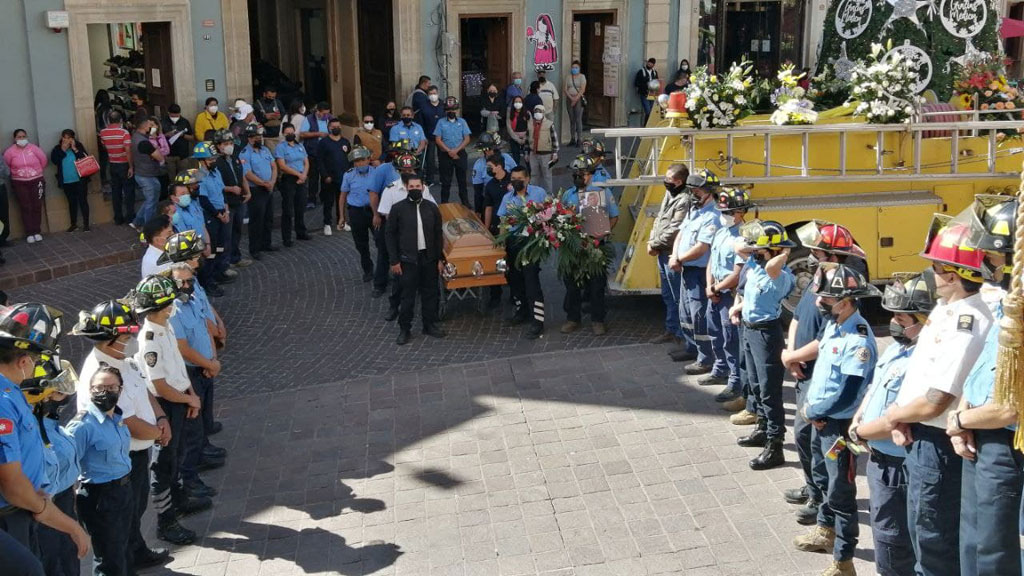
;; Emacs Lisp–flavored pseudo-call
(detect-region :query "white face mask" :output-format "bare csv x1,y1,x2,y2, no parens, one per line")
222,145,234,156
207,105,219,115
149,127,158,136
533,112,544,121
513,102,523,110
299,106,307,115
168,116,180,123
15,139,28,148
429,94,439,103
719,213,736,228
363,122,374,131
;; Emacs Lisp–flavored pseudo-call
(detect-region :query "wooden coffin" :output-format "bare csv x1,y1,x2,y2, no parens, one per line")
439,203,508,290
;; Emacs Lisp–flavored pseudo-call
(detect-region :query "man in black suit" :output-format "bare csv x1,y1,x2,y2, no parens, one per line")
385,173,447,345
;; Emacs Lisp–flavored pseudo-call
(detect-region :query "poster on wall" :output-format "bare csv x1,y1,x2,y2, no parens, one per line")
603,25,621,98
527,14,558,72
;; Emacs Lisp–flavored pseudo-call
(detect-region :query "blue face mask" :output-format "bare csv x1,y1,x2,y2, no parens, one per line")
177,194,192,208
172,211,182,226
571,67,580,74
514,78,523,86
357,165,370,175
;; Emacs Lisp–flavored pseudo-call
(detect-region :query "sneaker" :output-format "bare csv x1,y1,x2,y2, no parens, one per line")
793,525,836,554
721,397,746,412
560,321,580,334
324,224,333,236
26,235,35,244
156,519,196,545
795,499,821,525
729,409,758,426
343,223,352,231
820,560,856,576
592,322,607,336
784,487,810,505
34,235,42,242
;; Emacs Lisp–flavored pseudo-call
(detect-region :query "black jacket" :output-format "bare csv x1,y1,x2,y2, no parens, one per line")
214,155,246,207
634,67,659,96
49,140,90,189
386,198,444,265
316,136,351,183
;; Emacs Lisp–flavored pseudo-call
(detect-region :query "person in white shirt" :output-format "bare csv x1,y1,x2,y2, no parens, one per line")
140,215,173,278
537,70,560,124
883,219,993,576
71,299,173,566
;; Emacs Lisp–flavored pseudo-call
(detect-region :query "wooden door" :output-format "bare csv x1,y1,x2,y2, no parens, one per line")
358,0,395,114
486,18,510,89
141,22,175,117
579,13,614,127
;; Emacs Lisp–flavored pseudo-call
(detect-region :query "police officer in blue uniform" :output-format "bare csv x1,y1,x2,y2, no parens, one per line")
340,146,380,283
794,262,879,576
0,304,88,570
730,220,795,469
239,124,278,260
498,166,549,339
704,188,752,398
580,139,612,184
434,97,472,205
471,132,515,218
849,271,936,576
194,141,236,288
560,155,619,336
669,169,720,374
68,366,133,576
35,365,81,576
274,122,312,246
946,195,1022,576
389,107,428,158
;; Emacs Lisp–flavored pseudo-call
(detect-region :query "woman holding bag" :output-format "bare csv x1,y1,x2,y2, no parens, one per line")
564,60,587,147
3,129,48,242
50,128,93,232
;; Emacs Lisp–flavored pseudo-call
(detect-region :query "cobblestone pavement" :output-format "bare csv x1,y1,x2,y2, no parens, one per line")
132,344,876,576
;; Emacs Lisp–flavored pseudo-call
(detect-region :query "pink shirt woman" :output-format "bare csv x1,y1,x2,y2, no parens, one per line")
3,129,48,239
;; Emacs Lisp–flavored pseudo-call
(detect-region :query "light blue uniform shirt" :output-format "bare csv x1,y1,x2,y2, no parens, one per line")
741,256,794,324
372,163,399,193
240,144,275,183
274,141,308,174
170,299,215,366
199,167,226,211
174,201,206,239
0,377,48,506
472,153,516,186
805,311,877,420
66,404,132,484
341,167,376,207
962,303,1013,430
193,282,216,323
677,200,720,268
42,417,80,495
709,224,741,284
592,165,611,184
562,185,620,219
497,185,548,217
433,117,472,150
859,342,915,456
62,150,80,184
389,122,426,149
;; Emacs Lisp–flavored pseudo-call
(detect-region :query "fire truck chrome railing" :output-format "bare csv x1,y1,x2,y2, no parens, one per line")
592,120,1024,187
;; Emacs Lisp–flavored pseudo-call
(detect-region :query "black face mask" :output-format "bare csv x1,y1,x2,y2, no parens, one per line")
386,108,396,116
447,112,457,120
284,134,297,142
488,91,498,97
664,181,682,196
889,319,912,345
817,301,835,317
572,175,587,189
330,127,342,136
407,188,423,202
511,180,526,192
91,390,120,413
252,139,263,149
42,396,69,418
402,117,413,126
486,167,495,178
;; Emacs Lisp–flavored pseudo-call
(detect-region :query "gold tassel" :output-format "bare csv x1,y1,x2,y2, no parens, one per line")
994,160,1024,450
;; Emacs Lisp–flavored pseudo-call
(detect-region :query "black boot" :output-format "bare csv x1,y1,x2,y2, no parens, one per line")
737,419,768,447
749,438,785,470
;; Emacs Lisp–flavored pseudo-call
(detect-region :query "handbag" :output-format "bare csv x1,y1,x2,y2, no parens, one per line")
74,154,100,178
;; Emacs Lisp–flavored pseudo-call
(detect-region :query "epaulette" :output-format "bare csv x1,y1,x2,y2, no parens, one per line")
855,324,869,337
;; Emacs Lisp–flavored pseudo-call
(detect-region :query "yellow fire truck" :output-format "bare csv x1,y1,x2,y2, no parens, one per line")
593,108,1024,312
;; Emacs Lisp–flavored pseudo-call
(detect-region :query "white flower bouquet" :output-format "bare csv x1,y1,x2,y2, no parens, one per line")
850,42,923,125
683,60,754,129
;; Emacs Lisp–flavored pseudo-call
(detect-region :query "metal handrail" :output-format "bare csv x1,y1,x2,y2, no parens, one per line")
593,120,1023,137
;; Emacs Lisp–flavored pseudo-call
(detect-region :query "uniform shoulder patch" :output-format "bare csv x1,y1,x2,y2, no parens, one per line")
957,314,975,333
145,331,155,341
855,347,870,363
0,418,13,435
144,352,158,367
856,324,869,337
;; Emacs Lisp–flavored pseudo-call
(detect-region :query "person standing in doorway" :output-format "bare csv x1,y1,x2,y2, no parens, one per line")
100,111,136,226
526,105,558,196
3,129,47,243
130,115,165,230
634,58,659,123
50,129,93,232
564,61,587,147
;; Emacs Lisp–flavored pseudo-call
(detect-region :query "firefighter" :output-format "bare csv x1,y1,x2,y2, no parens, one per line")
793,263,880,576
885,217,994,576
729,220,795,470
947,195,1022,576
579,138,611,183
848,271,936,576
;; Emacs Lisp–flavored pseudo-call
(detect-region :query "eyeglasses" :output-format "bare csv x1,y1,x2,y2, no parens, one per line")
90,384,121,393
174,278,194,288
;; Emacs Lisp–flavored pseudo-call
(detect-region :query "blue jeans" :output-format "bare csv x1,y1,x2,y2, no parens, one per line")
814,418,859,563
678,267,712,365
906,424,962,576
657,253,683,339
132,175,161,226
640,98,654,124
960,428,1023,576
706,291,739,390
867,452,915,576
796,380,828,503
742,321,784,438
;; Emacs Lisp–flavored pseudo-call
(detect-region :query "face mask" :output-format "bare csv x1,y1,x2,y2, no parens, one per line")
572,175,587,189
533,112,544,121
511,180,526,192
357,165,370,175
681,65,690,71
386,108,395,116
149,127,158,136
253,138,263,149
402,117,413,126
169,116,180,123
486,167,496,178
299,106,307,115
91,390,120,412
514,102,524,110
663,181,682,195
16,139,28,148
571,67,580,74
889,319,912,345
43,396,69,418
407,188,423,202
285,134,297,143
208,105,219,115
488,91,498,97
178,194,191,208
172,211,182,226
222,145,234,156
817,301,835,317
447,112,457,120
514,78,523,86
363,122,374,131
330,127,342,136
429,94,440,103
719,213,735,228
